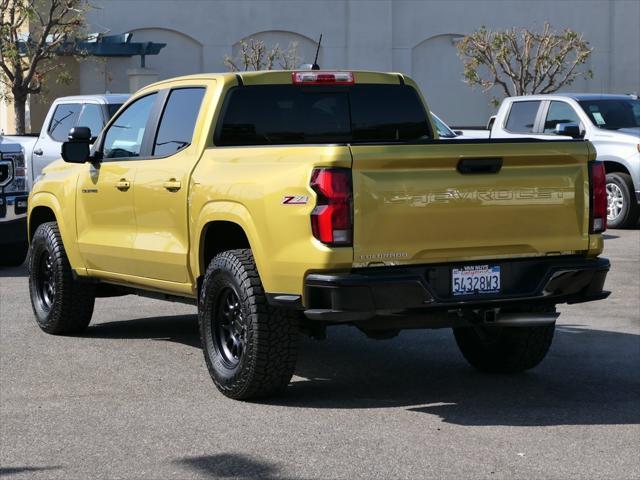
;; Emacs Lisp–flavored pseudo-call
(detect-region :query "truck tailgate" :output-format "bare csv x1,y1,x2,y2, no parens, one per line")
350,141,591,266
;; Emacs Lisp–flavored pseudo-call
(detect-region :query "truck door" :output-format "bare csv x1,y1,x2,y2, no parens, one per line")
131,87,207,283
32,102,80,181
76,93,158,276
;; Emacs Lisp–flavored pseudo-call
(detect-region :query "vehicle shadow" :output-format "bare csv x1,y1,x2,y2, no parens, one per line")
82,316,640,427
272,325,640,427
0,263,27,278
173,453,283,479
84,315,201,349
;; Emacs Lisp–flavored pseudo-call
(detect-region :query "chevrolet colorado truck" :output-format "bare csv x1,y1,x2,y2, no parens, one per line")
27,70,610,400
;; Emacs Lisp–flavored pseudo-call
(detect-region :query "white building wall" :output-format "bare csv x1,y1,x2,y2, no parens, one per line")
74,0,640,126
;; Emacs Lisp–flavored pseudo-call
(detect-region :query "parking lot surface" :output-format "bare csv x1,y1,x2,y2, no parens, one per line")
1,230,639,479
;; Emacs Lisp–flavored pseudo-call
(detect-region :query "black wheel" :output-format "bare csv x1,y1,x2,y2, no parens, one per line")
28,222,95,334
199,249,299,400
0,241,28,267
453,324,555,373
606,172,640,229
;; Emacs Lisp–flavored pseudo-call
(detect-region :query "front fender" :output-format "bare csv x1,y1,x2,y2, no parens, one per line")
28,191,86,274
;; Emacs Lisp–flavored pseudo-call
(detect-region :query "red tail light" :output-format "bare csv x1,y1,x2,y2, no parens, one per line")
310,168,352,246
590,162,607,233
292,71,354,85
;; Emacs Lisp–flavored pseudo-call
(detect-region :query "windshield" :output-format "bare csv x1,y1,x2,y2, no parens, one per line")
578,98,640,130
431,113,456,138
216,84,432,146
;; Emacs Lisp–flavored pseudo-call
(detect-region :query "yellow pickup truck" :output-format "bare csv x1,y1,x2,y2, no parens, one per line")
27,70,610,399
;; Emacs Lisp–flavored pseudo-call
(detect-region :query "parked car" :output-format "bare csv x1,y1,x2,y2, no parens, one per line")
0,139,28,266
489,94,640,228
28,70,609,399
3,93,129,189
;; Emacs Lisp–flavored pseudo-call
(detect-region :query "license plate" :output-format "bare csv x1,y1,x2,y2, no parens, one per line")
452,265,501,296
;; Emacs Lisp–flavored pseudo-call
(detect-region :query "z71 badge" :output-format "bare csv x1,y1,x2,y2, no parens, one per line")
282,195,308,205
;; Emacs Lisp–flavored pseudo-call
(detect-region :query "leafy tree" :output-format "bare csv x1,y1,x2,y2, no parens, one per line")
0,0,88,133
457,23,593,106
224,38,300,72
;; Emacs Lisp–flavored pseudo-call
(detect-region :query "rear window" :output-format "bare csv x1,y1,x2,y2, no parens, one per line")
215,84,431,146
505,101,541,133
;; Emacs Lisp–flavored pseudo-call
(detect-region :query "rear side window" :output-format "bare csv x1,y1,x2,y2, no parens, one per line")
505,101,541,133
48,103,81,142
76,104,105,138
216,84,431,146
154,88,206,156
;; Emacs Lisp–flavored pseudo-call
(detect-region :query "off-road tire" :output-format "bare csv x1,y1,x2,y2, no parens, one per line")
606,172,640,229
0,241,28,267
28,222,95,334
199,249,299,400
453,324,555,373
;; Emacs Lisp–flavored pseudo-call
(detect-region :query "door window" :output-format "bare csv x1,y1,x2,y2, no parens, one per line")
153,88,205,156
543,102,581,133
102,93,157,159
76,104,105,138
48,103,81,142
505,101,541,133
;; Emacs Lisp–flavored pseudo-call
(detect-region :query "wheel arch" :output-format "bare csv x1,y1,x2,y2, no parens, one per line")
603,160,630,176
192,201,269,289
28,192,86,273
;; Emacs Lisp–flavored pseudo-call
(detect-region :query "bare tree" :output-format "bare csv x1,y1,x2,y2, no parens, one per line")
224,38,300,72
457,23,593,106
0,0,89,133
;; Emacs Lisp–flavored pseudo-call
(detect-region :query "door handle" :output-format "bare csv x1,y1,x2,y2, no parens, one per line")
163,179,181,192
33,149,43,156
115,179,131,191
457,157,503,174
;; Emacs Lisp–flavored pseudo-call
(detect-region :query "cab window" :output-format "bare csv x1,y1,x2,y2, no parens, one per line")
48,103,81,142
505,101,541,133
76,104,105,138
543,102,581,133
102,93,157,159
153,88,205,156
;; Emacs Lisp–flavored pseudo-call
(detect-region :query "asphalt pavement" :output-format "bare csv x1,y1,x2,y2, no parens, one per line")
1,229,639,479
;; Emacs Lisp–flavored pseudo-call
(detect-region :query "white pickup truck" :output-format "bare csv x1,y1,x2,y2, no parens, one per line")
2,93,129,189
488,94,640,228
1,94,128,265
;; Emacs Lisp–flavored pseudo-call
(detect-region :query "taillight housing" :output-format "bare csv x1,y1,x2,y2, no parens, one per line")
292,71,354,85
590,161,607,233
310,168,352,246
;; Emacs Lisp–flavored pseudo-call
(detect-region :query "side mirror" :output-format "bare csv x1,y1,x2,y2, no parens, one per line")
68,126,92,142
486,115,497,131
453,130,463,136
61,127,92,164
555,122,583,139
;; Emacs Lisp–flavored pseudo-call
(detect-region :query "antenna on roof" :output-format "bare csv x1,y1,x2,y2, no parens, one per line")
311,34,322,70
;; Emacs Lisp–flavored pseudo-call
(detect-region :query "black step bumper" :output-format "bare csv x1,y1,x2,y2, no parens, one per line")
303,256,610,322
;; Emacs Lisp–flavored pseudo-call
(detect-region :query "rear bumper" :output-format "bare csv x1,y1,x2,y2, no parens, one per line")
303,256,610,322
